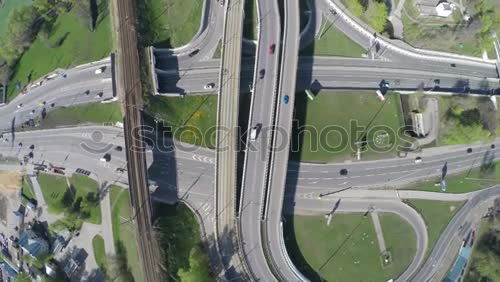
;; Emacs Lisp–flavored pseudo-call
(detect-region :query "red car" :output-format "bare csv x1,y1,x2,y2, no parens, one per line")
269,44,276,54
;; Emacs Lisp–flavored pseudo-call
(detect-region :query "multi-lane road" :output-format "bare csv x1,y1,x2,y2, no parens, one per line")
238,0,282,278
0,126,498,281
0,58,113,131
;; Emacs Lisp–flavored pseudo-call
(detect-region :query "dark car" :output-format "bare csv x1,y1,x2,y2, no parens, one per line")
259,69,265,79
29,144,35,150
269,44,276,54
115,146,123,152
451,63,456,67
339,169,348,176
283,95,289,104
491,144,496,149
189,49,200,57
467,148,472,153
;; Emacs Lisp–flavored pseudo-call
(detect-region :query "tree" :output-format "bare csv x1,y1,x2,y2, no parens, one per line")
177,246,212,282
368,1,388,33
13,272,32,282
346,0,365,18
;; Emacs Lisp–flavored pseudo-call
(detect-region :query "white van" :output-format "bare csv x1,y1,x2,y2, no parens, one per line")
95,67,105,74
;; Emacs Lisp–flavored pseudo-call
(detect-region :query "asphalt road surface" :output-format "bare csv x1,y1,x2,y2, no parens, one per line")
2,127,499,281
0,58,113,131
238,0,282,279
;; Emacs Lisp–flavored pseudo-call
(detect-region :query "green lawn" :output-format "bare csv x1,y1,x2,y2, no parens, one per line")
284,213,416,281
402,161,500,194
38,173,101,224
110,185,144,281
139,0,203,48
7,0,112,99
36,102,122,128
406,200,464,257
300,25,366,57
37,173,69,214
243,0,257,40
144,95,217,148
0,0,32,36
292,91,405,162
156,203,212,280
69,174,101,224
21,176,36,202
92,235,107,273
379,213,417,278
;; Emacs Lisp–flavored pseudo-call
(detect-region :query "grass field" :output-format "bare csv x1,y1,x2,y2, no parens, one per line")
243,0,257,40
7,0,112,99
38,173,101,224
300,25,366,57
145,95,217,148
430,95,497,146
0,0,32,36
21,176,36,202
110,185,144,281
92,235,107,273
37,102,122,128
284,213,416,281
402,161,500,194
37,173,70,214
291,91,405,162
406,200,464,257
69,174,101,224
379,213,417,278
140,0,203,48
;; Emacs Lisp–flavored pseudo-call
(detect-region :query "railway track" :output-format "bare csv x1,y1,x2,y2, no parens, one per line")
114,0,165,281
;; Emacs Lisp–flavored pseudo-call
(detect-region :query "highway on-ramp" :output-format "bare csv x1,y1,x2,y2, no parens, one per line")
238,0,282,279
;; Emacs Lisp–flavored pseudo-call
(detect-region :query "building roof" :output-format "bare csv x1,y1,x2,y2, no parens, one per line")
18,230,49,257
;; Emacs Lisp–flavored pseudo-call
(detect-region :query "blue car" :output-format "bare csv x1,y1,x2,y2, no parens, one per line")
283,95,289,104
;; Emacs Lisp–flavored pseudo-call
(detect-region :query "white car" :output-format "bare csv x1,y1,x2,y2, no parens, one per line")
415,157,422,164
95,67,105,74
204,83,215,90
17,104,23,109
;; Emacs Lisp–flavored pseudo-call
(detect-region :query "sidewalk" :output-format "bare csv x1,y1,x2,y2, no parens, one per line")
29,175,59,224
100,185,116,256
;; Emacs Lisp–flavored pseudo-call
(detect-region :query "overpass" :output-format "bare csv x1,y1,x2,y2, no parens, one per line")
213,0,248,279
238,0,282,279
262,0,305,280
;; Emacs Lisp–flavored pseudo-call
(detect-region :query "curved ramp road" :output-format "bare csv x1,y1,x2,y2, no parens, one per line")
238,0,282,279
0,59,114,131
291,198,428,282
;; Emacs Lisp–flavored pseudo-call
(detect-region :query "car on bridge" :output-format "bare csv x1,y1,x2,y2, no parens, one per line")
283,95,289,104
269,44,276,54
259,69,265,79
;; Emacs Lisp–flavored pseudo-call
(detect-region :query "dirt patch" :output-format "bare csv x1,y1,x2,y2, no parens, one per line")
0,170,21,193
